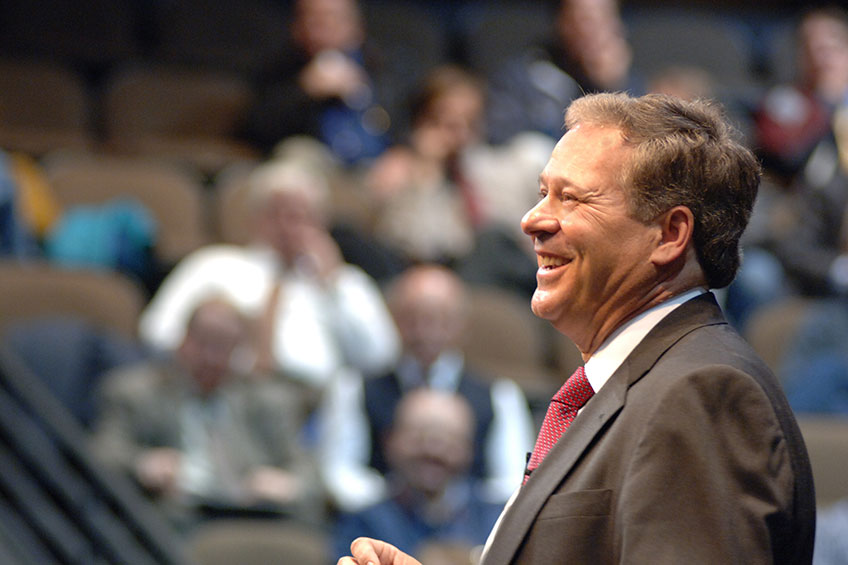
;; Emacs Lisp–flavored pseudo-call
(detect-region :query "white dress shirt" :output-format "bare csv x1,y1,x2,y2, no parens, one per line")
318,351,535,512
139,243,400,387
584,288,707,394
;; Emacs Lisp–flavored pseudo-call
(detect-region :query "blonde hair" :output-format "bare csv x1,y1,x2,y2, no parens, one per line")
246,160,330,214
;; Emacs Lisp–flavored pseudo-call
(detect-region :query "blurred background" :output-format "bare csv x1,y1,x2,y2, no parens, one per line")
2,1,848,564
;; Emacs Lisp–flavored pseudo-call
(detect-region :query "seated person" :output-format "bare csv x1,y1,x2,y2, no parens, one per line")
138,158,400,390
365,65,488,267
90,297,324,530
241,0,396,165
319,264,534,512
332,389,503,558
486,0,642,144
366,65,552,284
753,6,848,180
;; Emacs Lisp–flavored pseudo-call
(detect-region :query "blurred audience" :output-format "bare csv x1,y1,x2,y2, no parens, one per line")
365,65,487,266
485,0,643,144
753,6,848,181
331,389,503,558
364,64,552,290
778,299,848,414
319,264,533,512
453,130,552,301
7,1,848,561
725,6,848,331
91,298,323,530
241,0,398,165
138,157,400,391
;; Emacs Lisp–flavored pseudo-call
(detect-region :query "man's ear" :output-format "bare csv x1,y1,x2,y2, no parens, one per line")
650,205,695,266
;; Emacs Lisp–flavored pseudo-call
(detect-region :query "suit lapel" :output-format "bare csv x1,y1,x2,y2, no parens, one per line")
480,293,727,565
480,357,628,565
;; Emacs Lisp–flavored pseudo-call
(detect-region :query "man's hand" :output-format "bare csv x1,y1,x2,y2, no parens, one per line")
300,50,367,101
242,466,300,505
295,226,344,284
337,537,422,565
134,448,182,496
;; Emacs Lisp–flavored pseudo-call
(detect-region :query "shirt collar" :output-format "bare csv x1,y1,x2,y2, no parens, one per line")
396,350,465,391
584,288,706,393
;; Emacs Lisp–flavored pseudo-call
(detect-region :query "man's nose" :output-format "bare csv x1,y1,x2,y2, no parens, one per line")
521,199,559,238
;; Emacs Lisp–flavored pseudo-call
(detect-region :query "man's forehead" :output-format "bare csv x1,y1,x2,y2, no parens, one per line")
542,125,628,182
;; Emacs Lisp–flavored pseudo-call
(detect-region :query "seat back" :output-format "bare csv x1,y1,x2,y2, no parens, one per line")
627,8,756,91
0,58,93,155
43,152,210,265
796,416,848,508
101,63,260,175
210,162,256,246
150,0,290,77
744,296,814,376
103,64,254,139
0,260,145,339
462,285,559,401
187,519,329,565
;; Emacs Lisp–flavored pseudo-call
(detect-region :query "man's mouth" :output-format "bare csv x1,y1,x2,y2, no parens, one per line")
538,254,567,270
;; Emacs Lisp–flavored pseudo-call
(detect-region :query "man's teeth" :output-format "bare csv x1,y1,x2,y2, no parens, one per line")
539,255,565,268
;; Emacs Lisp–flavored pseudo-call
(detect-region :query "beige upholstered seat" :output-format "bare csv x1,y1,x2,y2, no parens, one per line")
102,63,260,175
187,519,329,565
0,58,94,156
210,161,256,246
744,296,814,377
43,151,210,266
462,285,560,401
0,260,145,339
796,416,848,508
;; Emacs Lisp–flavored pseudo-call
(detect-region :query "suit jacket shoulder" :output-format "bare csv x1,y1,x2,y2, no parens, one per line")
482,293,815,565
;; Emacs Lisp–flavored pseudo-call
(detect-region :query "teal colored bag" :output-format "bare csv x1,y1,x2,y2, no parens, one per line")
45,198,158,282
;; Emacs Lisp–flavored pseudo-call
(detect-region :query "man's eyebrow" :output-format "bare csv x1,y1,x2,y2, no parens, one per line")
540,171,581,191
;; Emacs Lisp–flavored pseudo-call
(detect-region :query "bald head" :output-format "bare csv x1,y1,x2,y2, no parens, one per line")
385,389,475,497
179,298,249,395
386,265,469,367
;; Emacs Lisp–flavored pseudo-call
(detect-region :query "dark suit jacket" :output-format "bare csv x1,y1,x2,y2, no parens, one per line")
481,293,815,564
363,368,494,479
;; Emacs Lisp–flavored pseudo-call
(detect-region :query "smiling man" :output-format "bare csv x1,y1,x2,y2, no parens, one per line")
339,92,816,564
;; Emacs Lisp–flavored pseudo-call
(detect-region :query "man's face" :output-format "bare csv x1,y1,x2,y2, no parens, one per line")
178,303,246,394
520,124,660,351
391,277,465,367
422,86,484,155
256,190,321,262
293,0,363,56
385,393,473,498
800,15,848,89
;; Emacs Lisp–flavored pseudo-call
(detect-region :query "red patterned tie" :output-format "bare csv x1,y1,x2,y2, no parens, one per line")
524,366,594,483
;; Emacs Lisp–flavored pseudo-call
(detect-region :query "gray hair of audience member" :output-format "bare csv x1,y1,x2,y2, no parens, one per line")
246,160,331,218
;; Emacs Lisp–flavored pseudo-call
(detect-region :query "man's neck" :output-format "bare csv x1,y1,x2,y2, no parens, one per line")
576,277,707,360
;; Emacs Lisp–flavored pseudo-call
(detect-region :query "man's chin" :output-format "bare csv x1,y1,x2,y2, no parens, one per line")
530,290,559,321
